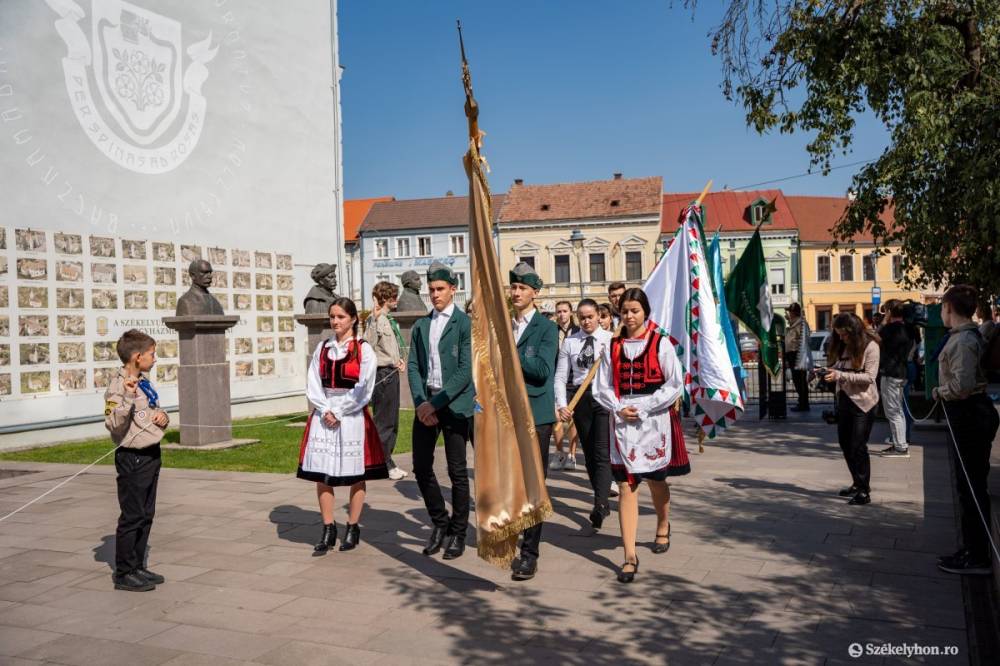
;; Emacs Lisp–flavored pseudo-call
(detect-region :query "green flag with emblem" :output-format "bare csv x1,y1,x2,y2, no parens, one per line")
723,228,778,376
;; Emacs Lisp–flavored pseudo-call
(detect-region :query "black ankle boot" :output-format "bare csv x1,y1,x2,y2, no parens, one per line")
339,523,360,551
313,523,337,556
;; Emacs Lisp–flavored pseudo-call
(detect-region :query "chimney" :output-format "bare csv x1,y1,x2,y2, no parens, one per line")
613,172,622,180
514,179,524,186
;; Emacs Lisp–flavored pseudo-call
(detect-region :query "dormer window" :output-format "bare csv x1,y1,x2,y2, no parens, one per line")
748,197,774,225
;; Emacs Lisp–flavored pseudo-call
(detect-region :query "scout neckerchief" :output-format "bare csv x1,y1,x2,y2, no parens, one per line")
387,313,406,356
137,377,159,408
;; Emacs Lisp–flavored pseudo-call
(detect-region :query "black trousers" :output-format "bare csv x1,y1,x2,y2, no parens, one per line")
114,444,161,577
372,366,400,469
413,409,471,536
836,393,874,493
570,388,611,509
786,351,810,408
519,423,553,561
944,394,998,561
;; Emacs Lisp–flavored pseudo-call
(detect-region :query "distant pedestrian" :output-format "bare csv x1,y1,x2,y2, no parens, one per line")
552,300,581,470
824,313,880,506
878,302,913,458
607,282,626,328
104,329,170,592
935,285,998,576
784,303,811,411
598,303,616,333
364,281,408,480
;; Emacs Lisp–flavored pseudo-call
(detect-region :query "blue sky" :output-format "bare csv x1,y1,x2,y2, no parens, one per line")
339,1,888,201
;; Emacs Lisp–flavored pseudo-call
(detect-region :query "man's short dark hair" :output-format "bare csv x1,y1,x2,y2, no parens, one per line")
787,302,802,316
116,329,156,364
942,285,978,318
608,282,626,293
888,302,905,319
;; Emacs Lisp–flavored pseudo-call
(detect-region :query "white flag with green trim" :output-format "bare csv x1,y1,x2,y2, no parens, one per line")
643,203,744,438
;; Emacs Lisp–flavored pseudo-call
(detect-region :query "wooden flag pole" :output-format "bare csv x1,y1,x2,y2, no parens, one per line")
552,356,602,444
695,179,711,453
695,180,713,207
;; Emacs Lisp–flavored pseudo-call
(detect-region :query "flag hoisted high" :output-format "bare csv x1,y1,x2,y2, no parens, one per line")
458,23,551,567
643,202,744,439
723,228,779,376
707,231,746,399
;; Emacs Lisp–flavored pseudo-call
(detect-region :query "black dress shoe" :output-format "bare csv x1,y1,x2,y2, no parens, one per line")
617,557,639,584
589,504,611,531
313,522,337,556
848,491,871,505
339,523,360,551
838,485,859,497
651,522,671,554
113,572,155,592
135,567,165,584
422,526,446,556
511,556,537,581
442,535,466,560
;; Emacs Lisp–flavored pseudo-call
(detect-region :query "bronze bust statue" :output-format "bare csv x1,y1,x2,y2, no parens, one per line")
303,263,340,314
176,259,225,316
396,269,426,312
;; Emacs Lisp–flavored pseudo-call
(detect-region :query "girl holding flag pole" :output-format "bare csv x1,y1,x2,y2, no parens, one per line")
594,287,686,583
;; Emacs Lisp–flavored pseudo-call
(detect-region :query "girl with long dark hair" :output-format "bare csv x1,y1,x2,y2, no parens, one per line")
594,287,687,583
824,312,880,505
297,297,388,554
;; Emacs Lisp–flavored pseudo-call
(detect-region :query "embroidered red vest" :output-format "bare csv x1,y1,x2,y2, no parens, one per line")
611,324,665,397
318,340,363,389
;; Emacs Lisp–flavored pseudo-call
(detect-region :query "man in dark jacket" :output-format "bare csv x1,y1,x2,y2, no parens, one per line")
879,303,913,458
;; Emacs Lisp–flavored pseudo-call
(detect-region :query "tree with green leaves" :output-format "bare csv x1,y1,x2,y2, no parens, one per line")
691,0,999,299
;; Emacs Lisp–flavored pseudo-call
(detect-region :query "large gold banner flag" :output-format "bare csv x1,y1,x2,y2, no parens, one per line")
458,23,551,567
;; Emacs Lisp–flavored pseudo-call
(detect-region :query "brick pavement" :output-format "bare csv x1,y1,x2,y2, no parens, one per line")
0,414,968,665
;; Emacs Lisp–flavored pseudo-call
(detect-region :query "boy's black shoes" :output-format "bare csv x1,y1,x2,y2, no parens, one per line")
838,485,859,497
938,551,992,576
113,572,155,592
135,568,165,584
511,555,537,581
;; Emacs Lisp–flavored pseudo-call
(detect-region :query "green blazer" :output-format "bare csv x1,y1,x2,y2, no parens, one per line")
516,311,559,426
407,306,474,418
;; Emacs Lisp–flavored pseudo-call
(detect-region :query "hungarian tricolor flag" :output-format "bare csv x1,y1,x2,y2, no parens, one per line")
643,202,744,438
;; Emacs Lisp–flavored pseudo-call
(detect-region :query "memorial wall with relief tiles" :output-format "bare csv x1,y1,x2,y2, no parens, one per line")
0,226,299,404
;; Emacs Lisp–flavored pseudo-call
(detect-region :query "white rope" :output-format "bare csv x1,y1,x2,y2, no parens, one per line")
903,394,942,424
941,403,1000,564
0,445,121,523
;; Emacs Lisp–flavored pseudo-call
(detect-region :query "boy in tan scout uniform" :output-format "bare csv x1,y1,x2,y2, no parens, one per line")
104,329,170,592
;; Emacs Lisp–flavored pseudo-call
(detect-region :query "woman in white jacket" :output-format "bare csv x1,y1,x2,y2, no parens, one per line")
298,298,388,555
594,288,684,583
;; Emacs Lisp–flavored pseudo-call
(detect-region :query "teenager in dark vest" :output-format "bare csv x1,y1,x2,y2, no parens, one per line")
594,288,686,583
407,262,475,560
298,298,389,555
555,298,613,529
508,262,560,581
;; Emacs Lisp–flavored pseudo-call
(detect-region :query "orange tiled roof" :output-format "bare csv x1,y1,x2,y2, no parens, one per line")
660,190,796,234
499,176,662,223
360,194,506,234
785,195,895,243
344,197,394,242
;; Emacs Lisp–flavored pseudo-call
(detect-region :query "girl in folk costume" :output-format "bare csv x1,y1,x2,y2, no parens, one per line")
594,288,687,583
298,297,388,555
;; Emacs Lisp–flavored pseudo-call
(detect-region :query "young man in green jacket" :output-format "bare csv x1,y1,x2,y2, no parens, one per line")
408,262,475,560
508,262,560,581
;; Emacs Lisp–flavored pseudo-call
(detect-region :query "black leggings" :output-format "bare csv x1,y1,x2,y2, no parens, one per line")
836,392,874,493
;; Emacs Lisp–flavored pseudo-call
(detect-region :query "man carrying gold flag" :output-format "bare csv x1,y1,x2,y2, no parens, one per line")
459,23,552,568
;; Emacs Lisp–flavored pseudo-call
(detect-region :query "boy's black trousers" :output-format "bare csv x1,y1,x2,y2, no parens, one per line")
114,444,161,577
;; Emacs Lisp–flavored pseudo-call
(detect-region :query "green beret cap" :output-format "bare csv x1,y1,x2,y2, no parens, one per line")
509,261,543,290
426,261,458,286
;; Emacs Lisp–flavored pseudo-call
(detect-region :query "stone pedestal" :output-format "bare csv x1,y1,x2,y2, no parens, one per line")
393,310,426,409
163,315,240,446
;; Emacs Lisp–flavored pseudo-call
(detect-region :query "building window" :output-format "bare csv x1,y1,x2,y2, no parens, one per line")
450,234,466,255
769,267,785,295
589,253,606,283
729,253,735,272
625,251,642,281
417,237,432,257
519,256,535,270
815,307,833,331
892,254,903,282
862,254,876,281
839,255,854,281
396,238,410,258
455,271,467,291
375,239,388,259
554,255,570,284
817,255,831,282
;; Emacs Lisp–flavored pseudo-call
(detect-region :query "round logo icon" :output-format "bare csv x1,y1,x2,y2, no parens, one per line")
848,643,863,658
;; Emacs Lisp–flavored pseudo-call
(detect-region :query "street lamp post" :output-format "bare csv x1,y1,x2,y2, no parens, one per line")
569,229,585,300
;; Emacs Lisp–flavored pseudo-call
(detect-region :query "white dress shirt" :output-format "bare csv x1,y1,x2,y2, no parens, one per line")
554,327,612,408
427,302,455,390
513,308,536,344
